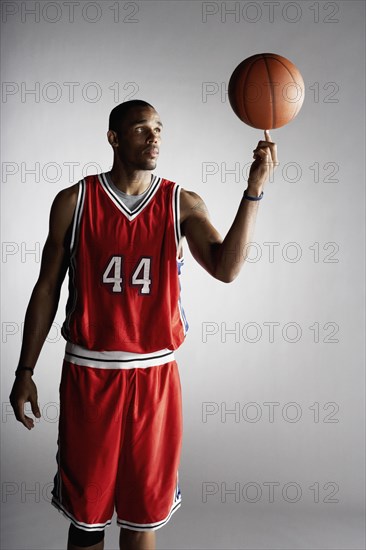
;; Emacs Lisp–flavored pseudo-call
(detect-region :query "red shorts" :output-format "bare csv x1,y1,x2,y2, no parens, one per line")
51,343,183,532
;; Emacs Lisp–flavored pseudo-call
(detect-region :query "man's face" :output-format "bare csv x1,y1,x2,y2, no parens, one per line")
113,106,163,171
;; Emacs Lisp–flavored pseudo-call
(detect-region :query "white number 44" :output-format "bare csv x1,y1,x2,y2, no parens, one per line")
102,256,152,294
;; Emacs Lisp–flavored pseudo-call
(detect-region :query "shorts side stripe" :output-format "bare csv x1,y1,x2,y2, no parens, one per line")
117,471,182,532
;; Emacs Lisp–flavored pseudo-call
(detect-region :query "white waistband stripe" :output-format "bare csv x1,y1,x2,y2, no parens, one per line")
64,342,175,370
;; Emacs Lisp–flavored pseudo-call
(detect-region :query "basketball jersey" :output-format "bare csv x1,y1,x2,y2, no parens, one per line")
61,172,189,353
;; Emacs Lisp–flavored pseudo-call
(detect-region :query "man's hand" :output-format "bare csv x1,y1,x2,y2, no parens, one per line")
9,372,41,430
247,129,279,195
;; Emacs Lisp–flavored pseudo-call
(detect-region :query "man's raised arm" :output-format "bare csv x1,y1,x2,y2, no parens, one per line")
180,130,278,282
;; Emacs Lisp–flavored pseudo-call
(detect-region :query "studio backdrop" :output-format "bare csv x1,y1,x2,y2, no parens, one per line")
1,1,365,549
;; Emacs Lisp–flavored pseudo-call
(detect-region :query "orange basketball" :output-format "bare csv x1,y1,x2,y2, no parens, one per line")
228,53,305,129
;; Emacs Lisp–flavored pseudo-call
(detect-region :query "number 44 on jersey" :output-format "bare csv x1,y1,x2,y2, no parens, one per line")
102,255,152,295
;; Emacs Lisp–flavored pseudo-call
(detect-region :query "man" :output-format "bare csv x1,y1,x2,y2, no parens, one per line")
9,99,278,550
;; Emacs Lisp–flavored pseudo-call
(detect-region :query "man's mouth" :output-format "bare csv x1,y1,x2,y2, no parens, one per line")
144,147,159,158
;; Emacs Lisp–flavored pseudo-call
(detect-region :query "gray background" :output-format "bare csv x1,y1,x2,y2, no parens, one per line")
1,1,365,549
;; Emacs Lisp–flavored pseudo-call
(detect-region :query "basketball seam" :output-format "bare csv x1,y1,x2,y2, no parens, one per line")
242,61,256,127
262,55,274,129
264,55,302,125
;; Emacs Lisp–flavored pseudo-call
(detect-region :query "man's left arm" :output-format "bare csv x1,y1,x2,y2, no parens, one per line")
180,130,278,283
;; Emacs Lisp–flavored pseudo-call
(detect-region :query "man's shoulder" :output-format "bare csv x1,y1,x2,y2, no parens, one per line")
157,177,197,199
57,171,99,204
180,187,197,208
52,182,80,218
57,182,79,203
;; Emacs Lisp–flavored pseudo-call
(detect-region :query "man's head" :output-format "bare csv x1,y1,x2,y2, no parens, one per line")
107,100,163,171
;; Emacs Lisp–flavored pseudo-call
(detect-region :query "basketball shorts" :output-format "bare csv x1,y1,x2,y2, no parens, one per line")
51,342,183,532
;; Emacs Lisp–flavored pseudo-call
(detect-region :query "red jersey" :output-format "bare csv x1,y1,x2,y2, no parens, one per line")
61,173,189,352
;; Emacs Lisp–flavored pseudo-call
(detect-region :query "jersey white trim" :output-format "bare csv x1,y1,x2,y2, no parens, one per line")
70,178,86,255
64,342,175,370
172,183,184,259
98,172,161,222
62,179,86,341
173,183,189,336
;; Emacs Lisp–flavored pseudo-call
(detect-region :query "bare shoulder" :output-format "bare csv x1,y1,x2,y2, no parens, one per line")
48,182,79,244
52,182,79,217
35,182,80,291
180,188,210,224
54,182,79,207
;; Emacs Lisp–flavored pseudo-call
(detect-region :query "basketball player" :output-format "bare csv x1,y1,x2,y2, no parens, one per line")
9,100,278,550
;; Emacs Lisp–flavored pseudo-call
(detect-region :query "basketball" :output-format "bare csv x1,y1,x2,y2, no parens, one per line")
228,53,305,129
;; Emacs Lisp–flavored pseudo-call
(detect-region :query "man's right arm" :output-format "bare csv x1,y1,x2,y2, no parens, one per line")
9,183,78,430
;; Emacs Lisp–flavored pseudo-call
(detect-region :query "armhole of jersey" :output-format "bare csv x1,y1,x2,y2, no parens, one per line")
172,183,183,261
70,178,86,257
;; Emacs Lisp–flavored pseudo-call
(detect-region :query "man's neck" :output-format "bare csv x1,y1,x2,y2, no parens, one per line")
108,167,153,195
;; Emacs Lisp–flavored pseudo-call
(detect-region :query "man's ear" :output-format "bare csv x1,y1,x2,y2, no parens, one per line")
107,130,119,148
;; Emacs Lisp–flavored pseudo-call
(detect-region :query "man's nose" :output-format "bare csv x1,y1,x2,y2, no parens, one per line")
147,130,160,143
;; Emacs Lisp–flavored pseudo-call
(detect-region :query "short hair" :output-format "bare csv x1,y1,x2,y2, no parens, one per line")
108,100,155,133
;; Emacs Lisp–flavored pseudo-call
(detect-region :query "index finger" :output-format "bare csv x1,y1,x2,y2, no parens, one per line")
264,129,278,164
